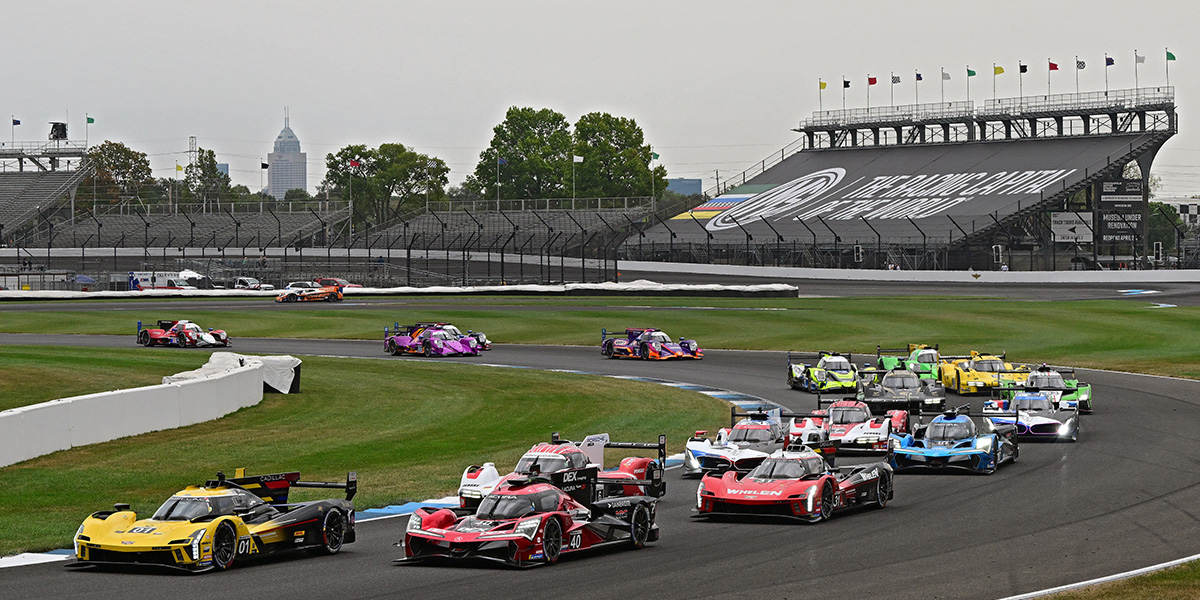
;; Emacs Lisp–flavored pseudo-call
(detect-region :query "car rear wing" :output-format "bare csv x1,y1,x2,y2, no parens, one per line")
877,343,937,358
225,468,358,503
536,464,664,507
602,327,649,343
787,350,853,365
729,406,819,427
548,432,667,472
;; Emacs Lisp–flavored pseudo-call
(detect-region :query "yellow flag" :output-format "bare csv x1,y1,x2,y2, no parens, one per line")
176,164,183,172
819,80,827,90
994,65,1005,75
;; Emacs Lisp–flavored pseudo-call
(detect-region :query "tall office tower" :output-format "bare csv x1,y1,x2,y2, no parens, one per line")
266,111,307,199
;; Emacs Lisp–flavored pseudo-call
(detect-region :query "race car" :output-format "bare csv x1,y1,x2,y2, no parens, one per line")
136,319,230,347
682,409,790,477
787,351,859,393
985,390,1079,442
859,367,946,412
940,351,1030,394
1006,364,1094,413
384,323,480,357
694,442,891,522
458,433,666,509
70,469,356,572
399,321,491,350
400,466,660,567
877,344,942,380
600,327,702,360
889,406,1019,474
275,283,343,303
787,398,908,454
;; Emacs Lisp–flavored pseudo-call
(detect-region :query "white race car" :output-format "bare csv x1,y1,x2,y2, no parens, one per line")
682,412,788,477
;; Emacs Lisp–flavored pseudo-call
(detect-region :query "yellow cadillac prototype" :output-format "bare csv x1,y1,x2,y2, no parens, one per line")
940,351,1030,394
70,469,356,572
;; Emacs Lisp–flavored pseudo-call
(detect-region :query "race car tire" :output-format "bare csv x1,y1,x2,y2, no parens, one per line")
176,333,188,348
211,521,237,570
602,344,614,358
312,508,346,555
138,331,150,346
816,482,834,522
541,518,562,564
325,294,336,302
423,343,433,357
285,294,297,302
387,340,401,356
629,503,652,549
873,472,891,509
639,343,649,360
986,446,999,475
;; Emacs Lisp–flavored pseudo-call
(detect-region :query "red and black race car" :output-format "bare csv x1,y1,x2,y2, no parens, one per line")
600,327,702,360
695,442,893,522
399,464,660,567
136,320,230,347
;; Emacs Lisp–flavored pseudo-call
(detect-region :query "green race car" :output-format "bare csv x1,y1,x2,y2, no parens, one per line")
877,344,942,380
1002,364,1094,413
788,351,860,393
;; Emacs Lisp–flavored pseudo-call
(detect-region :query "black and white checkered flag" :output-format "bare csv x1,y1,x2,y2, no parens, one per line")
1076,60,1086,70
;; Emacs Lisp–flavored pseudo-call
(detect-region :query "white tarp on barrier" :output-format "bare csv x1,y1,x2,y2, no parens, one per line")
163,352,301,394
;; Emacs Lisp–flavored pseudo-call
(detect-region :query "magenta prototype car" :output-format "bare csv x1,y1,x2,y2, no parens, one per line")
384,323,480,357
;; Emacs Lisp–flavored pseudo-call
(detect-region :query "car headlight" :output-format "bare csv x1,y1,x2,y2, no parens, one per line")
466,338,476,347
515,518,542,540
1058,419,1075,435
406,514,424,534
975,437,993,451
187,528,206,560
696,482,705,508
1079,392,1089,401
889,437,900,450
924,398,940,404
74,524,85,556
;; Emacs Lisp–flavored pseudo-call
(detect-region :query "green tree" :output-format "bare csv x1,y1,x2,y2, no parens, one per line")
571,112,665,199
184,148,231,206
82,141,153,202
1148,201,1184,251
466,107,572,199
324,143,448,224
284,188,312,201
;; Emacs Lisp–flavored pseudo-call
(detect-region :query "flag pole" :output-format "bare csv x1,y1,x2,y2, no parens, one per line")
866,74,871,109
940,68,945,103
85,113,89,149
1018,63,1024,101
966,66,970,103
992,63,997,101
915,69,919,105
819,80,823,112
1166,48,1171,87
495,156,500,201
889,71,894,106
1134,49,1139,90
1075,55,1080,94
1048,59,1052,96
842,76,846,110
1104,53,1109,93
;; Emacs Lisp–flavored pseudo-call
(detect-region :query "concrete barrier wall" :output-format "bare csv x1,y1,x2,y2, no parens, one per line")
620,260,1200,284
0,365,262,468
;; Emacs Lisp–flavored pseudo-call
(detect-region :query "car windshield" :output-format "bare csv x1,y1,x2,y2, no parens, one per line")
151,495,235,521
829,406,870,424
820,356,851,371
883,374,920,389
747,458,816,480
1014,395,1054,411
242,278,260,286
926,421,974,441
729,426,774,443
1028,373,1066,388
430,330,455,341
476,493,547,520
915,351,938,364
514,454,568,475
441,325,462,336
644,331,670,343
971,359,1004,372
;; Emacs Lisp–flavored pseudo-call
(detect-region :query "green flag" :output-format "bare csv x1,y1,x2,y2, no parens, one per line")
86,116,94,124
651,152,659,160
1167,50,1176,61
967,68,977,77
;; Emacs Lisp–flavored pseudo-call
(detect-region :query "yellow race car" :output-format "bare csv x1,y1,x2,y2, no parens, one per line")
70,469,356,572
940,351,1029,394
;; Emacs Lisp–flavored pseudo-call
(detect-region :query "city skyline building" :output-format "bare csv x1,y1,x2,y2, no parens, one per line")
266,110,306,199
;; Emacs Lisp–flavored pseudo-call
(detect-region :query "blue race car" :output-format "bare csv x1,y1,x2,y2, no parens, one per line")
889,406,1018,475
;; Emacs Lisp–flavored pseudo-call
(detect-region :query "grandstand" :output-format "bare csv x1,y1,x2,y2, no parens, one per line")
0,140,91,244
631,87,1178,270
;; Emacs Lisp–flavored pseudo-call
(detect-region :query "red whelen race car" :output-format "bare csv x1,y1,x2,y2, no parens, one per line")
137,320,230,347
695,442,893,522
600,327,702,360
786,398,911,453
399,465,660,567
457,433,667,509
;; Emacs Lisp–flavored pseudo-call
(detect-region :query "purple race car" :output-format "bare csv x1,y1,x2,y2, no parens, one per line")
600,328,703,360
384,323,480,357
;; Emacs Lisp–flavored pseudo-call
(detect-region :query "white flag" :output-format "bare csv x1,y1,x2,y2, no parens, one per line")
1135,53,1146,64
941,71,951,80
573,155,584,163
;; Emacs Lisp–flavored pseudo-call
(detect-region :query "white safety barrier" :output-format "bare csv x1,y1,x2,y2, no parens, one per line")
0,354,295,468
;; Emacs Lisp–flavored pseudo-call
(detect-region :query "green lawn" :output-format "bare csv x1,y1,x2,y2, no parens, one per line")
1049,561,1200,599
2,296,1198,378
0,346,211,411
0,350,729,555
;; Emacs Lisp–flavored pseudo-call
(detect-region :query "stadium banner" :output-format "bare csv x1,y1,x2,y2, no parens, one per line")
1050,212,1093,243
638,133,1157,245
1098,179,1145,244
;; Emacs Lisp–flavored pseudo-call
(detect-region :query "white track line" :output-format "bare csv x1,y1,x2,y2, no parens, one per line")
997,551,1200,599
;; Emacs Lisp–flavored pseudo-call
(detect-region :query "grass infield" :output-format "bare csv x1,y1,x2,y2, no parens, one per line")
0,350,729,555
1,296,1198,378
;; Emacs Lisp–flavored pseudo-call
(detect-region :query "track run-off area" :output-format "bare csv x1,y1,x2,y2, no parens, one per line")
2,331,1200,599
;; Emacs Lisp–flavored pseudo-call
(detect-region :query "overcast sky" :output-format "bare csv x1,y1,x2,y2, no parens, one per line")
5,0,1198,197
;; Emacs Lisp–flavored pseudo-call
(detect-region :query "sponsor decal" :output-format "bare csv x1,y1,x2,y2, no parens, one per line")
727,489,783,496
128,526,156,534
121,541,135,545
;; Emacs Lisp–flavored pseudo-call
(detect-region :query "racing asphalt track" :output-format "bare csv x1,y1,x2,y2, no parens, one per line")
3,331,1200,600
